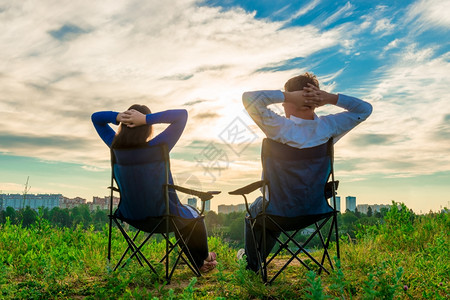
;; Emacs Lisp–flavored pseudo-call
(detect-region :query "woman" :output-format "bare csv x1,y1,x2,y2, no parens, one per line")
91,104,217,272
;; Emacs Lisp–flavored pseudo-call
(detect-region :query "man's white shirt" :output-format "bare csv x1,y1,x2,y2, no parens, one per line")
242,90,373,148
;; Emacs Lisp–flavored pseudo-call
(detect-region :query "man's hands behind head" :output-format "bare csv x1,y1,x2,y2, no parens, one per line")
302,83,338,107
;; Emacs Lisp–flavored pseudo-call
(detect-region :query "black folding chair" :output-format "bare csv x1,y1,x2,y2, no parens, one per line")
229,138,340,284
107,144,219,283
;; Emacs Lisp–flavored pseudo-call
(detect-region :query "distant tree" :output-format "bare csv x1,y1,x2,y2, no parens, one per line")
223,211,246,225
21,206,38,227
71,206,83,227
5,207,17,224
93,208,107,230
341,211,359,237
379,207,389,218
51,207,71,227
205,211,219,229
227,217,245,245
79,204,92,227
367,206,373,217
40,207,51,221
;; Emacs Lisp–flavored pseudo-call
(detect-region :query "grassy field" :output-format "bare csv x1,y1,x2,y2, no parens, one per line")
1,203,448,299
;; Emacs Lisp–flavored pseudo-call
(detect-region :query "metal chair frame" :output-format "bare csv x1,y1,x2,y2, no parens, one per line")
107,144,219,283
230,138,340,284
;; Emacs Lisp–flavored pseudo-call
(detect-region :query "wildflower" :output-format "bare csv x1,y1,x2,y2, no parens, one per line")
403,285,408,291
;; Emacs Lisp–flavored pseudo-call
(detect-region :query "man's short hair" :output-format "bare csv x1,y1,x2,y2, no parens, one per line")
284,72,319,92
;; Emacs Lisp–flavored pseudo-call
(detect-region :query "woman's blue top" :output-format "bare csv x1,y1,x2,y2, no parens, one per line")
91,109,198,218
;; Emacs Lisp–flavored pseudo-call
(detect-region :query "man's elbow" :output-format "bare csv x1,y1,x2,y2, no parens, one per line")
365,102,373,118
359,102,373,121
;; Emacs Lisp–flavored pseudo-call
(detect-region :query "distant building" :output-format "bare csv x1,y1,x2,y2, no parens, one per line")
356,204,391,214
0,193,120,211
188,197,198,210
218,203,247,214
204,199,211,212
329,196,341,211
60,196,86,209
0,193,62,211
346,196,356,212
89,196,120,211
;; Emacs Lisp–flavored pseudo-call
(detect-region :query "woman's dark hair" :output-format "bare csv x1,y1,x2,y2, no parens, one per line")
111,104,152,149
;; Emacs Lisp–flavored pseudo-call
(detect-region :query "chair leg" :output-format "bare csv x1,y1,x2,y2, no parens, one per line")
334,212,340,260
159,232,197,273
316,221,334,275
268,229,318,285
116,230,143,269
248,218,265,282
280,219,331,276
121,232,157,269
261,216,268,283
169,218,202,279
252,214,340,284
112,219,143,269
112,218,159,275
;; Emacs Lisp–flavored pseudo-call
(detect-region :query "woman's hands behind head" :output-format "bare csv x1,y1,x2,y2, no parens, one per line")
117,109,147,128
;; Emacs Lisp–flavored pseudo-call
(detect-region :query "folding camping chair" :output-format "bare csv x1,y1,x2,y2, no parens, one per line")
107,144,220,283
229,138,340,284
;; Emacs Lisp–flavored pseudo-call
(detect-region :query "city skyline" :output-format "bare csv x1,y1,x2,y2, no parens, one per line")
3,191,440,215
1,0,449,214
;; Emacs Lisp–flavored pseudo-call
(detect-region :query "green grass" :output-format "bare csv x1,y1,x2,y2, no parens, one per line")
1,203,449,299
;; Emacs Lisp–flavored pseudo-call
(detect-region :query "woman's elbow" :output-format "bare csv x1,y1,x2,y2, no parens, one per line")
91,112,99,122
180,109,188,121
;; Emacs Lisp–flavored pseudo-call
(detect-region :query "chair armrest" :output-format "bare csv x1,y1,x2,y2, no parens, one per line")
108,186,119,192
325,180,339,199
166,184,220,201
228,180,266,195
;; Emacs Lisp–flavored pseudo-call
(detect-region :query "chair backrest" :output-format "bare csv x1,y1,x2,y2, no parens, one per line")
111,145,170,221
261,138,334,217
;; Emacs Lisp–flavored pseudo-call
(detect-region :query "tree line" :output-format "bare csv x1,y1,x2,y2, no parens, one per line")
0,205,107,230
1,204,391,249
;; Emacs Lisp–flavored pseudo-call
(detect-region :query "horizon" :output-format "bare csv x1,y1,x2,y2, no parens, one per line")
1,191,447,215
1,0,449,214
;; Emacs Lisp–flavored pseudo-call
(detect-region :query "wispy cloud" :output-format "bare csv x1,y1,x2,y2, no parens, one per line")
372,18,395,36
322,1,354,27
383,38,401,52
285,0,321,23
407,0,450,29
0,0,346,167
0,0,449,209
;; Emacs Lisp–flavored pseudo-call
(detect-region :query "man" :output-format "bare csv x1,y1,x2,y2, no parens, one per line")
239,72,372,271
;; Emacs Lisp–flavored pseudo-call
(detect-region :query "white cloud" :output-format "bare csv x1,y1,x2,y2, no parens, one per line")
351,47,450,177
286,0,321,23
407,0,450,29
81,165,107,172
322,1,354,27
0,0,344,167
372,18,395,36
1,0,449,209
383,38,400,51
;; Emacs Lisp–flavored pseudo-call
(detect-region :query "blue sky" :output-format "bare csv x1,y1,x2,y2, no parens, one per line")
0,0,449,213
